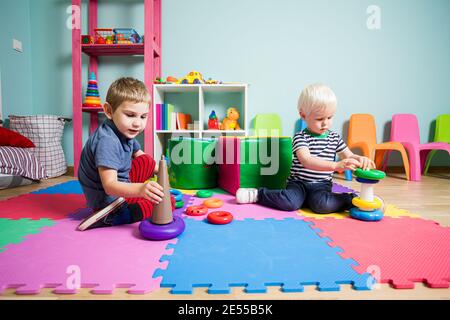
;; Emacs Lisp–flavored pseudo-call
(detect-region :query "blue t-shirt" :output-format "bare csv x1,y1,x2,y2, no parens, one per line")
78,119,141,209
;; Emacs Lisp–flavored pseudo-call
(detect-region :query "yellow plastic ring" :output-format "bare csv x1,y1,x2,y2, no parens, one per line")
352,197,382,211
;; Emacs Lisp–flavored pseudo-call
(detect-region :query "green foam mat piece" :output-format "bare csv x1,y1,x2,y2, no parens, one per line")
0,218,55,252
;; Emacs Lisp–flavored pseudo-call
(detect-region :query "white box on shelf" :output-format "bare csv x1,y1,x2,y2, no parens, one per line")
153,83,248,160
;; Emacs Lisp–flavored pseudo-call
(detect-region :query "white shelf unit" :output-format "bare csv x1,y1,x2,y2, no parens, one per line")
153,83,248,160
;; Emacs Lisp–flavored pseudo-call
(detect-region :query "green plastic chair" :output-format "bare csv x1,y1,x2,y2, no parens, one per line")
254,114,282,136
424,114,450,174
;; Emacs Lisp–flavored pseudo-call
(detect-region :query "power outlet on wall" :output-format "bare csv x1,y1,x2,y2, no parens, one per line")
13,39,23,53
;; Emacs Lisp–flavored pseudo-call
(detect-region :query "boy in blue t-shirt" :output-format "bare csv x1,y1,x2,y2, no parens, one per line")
77,77,174,231
236,84,380,214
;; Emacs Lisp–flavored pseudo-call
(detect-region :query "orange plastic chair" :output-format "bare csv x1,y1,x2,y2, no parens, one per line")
347,114,410,180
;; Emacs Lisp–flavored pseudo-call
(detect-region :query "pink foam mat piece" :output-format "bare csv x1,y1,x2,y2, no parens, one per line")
306,216,450,289
0,194,87,220
183,193,303,221
182,183,353,221
0,216,176,295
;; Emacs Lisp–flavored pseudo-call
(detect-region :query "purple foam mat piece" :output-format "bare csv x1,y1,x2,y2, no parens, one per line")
332,183,356,194
0,217,176,295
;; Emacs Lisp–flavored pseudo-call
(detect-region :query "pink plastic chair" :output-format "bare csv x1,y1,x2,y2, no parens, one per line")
388,114,450,181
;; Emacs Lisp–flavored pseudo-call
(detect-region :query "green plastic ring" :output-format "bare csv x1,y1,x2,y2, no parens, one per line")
354,168,386,181
196,190,213,198
175,200,184,209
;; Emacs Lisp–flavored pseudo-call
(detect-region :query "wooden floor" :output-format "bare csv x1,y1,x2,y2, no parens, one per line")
0,172,449,300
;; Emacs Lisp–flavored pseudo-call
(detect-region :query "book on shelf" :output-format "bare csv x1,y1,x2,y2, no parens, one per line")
176,113,192,130
155,103,193,131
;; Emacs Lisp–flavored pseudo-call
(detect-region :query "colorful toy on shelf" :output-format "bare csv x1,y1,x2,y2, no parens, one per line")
166,76,178,84
207,110,220,130
113,28,142,44
205,78,222,84
154,77,166,84
81,35,94,44
82,72,102,108
349,168,386,222
139,156,185,240
220,107,241,130
177,70,205,84
94,28,115,44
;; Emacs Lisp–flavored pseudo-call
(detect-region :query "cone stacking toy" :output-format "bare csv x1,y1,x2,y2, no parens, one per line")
83,72,102,108
139,156,185,240
350,168,386,221
152,156,175,225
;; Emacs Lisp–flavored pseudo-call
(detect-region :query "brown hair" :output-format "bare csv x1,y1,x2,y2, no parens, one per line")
105,77,150,112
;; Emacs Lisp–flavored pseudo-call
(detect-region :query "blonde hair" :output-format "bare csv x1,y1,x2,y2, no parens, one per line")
105,77,150,111
298,84,337,116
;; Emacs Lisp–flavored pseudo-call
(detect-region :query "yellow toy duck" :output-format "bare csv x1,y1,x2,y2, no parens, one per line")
220,107,241,130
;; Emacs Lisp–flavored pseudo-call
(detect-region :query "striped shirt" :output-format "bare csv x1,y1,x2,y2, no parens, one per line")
288,129,347,182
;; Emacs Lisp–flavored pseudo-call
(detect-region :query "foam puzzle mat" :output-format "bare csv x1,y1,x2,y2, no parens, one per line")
154,218,374,294
306,216,450,289
0,180,448,296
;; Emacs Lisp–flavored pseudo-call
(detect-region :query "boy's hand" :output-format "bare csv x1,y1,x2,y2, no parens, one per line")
139,181,164,204
358,156,376,171
335,158,361,172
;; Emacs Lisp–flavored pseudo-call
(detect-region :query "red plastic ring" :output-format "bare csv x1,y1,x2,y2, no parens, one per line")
185,205,208,216
207,211,234,225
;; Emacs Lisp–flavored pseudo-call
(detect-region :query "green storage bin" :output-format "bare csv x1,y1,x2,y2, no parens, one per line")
168,137,218,189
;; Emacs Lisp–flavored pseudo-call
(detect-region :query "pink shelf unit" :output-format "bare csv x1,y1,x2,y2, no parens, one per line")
72,0,161,176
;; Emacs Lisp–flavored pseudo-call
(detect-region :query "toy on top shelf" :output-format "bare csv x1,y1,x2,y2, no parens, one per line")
154,77,166,84
81,35,94,44
177,70,205,84
113,28,142,44
94,28,115,44
220,107,241,130
205,78,222,84
349,168,386,222
139,156,185,240
207,111,220,130
82,72,102,109
165,76,178,84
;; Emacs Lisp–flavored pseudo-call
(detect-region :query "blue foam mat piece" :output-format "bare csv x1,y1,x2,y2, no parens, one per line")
31,180,83,194
154,218,373,294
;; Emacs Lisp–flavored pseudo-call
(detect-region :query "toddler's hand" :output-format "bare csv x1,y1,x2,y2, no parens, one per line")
139,181,164,204
335,158,361,172
358,156,376,171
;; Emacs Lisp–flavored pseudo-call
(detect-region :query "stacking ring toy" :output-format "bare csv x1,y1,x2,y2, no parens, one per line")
354,168,386,180
139,216,185,240
352,196,383,211
207,211,233,225
175,200,184,209
170,189,183,202
350,168,386,222
196,190,213,198
203,198,224,209
185,205,208,216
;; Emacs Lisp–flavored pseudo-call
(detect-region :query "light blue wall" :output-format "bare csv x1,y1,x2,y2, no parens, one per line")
0,0,33,117
1,0,449,166
162,0,450,165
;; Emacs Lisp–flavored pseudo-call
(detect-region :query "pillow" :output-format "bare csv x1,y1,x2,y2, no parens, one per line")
0,127,35,148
